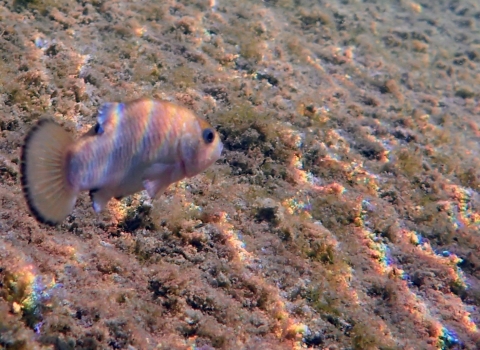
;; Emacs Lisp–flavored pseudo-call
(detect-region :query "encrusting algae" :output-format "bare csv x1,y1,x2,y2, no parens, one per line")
0,0,478,347
20,98,223,225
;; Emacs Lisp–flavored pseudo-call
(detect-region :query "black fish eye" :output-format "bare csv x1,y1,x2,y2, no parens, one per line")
202,128,215,144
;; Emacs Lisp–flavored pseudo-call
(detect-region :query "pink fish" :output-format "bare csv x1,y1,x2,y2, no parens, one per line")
21,98,223,225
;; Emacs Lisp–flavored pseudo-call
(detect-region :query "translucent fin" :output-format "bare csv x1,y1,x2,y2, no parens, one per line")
96,102,123,134
143,179,167,198
89,187,114,213
142,163,179,198
21,119,77,225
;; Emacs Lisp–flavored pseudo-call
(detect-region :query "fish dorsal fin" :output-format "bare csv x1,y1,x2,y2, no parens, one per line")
95,102,123,134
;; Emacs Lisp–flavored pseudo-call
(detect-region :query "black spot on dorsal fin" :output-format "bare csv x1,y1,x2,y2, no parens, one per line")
95,102,122,135
94,123,104,135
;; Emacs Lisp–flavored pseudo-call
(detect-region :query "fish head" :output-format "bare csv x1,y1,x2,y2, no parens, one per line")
180,117,223,178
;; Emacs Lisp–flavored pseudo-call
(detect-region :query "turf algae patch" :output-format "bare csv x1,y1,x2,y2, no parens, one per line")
2,0,480,348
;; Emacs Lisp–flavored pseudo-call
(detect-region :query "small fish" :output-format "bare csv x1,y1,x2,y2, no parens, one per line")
21,98,223,225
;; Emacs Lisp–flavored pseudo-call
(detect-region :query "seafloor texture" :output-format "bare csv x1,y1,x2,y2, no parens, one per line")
0,0,479,349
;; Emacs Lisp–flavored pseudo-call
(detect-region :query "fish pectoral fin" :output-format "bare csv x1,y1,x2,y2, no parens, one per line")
143,163,175,178
143,179,167,199
143,163,178,198
89,188,113,213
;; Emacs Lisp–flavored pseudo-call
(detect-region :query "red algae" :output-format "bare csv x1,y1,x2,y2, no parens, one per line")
1,0,480,349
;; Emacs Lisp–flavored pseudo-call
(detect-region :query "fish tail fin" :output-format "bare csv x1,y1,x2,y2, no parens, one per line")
21,119,78,225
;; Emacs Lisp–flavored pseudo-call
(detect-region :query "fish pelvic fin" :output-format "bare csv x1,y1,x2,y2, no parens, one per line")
89,187,114,213
21,119,78,225
143,179,167,199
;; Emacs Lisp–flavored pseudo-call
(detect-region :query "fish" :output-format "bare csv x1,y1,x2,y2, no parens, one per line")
20,98,223,225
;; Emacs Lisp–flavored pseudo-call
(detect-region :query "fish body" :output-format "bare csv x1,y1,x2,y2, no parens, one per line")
21,98,223,225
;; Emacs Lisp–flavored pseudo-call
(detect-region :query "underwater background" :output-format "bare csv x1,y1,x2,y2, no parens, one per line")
1,0,480,349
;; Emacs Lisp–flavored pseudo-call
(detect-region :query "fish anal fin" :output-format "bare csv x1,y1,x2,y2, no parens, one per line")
89,187,114,213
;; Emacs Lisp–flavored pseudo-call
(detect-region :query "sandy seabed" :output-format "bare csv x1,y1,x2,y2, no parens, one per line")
1,0,480,349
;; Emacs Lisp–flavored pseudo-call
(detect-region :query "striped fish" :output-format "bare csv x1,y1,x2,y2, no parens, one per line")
21,98,223,225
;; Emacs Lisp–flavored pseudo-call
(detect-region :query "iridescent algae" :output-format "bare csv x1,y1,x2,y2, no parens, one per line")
443,185,480,230
280,93,479,348
356,213,477,348
283,139,398,348
1,262,59,332
215,212,309,348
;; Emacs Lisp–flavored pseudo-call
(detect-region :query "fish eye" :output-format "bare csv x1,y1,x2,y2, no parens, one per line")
202,128,215,144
